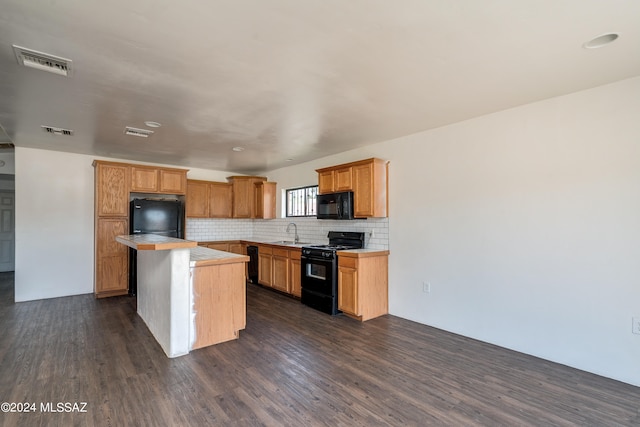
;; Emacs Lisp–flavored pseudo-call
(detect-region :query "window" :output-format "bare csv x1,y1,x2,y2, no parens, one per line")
286,185,318,217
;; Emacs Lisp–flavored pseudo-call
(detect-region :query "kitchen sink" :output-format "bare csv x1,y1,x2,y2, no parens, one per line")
267,240,311,245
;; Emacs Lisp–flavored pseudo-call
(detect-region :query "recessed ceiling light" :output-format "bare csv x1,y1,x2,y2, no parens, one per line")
232,147,245,152
144,121,162,128
583,33,619,49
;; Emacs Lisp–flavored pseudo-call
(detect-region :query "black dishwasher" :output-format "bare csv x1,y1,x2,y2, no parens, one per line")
246,245,259,284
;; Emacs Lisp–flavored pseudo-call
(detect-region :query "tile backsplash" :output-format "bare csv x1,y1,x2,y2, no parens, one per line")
186,217,389,250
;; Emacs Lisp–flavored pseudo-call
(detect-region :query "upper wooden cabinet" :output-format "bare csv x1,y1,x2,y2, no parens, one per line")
160,169,187,194
227,176,276,219
319,167,352,194
186,180,210,218
227,176,265,218
186,180,232,218
316,158,388,218
131,165,187,194
209,182,233,218
255,182,276,219
94,161,130,217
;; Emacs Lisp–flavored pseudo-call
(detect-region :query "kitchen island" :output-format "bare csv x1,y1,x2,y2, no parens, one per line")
116,234,249,357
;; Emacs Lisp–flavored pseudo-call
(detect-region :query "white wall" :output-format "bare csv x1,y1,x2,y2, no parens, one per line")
268,76,640,386
15,148,95,301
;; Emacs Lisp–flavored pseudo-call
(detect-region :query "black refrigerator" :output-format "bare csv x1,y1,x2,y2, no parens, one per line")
129,198,184,295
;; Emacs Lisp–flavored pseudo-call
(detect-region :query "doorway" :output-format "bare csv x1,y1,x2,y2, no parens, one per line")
0,190,14,272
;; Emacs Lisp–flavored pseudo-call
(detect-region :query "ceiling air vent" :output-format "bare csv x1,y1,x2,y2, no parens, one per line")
13,45,72,77
124,127,154,138
42,125,74,136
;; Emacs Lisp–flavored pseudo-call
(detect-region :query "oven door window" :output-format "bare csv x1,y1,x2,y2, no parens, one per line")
305,262,327,281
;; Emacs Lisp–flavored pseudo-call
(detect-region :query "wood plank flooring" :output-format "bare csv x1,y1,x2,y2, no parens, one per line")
1,271,638,426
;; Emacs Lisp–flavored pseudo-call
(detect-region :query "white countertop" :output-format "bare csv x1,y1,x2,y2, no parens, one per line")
116,234,198,250
190,246,250,267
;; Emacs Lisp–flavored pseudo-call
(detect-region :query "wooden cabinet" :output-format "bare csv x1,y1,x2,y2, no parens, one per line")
229,242,245,255
289,249,302,297
353,159,387,218
94,161,131,297
131,166,158,193
271,248,290,293
186,180,232,218
186,180,209,218
334,167,353,192
338,251,389,321
197,241,244,254
93,160,188,298
318,170,335,194
191,262,246,349
254,243,300,296
159,169,187,194
131,165,187,194
227,176,265,218
318,167,352,194
255,182,277,219
257,245,273,287
317,158,388,218
95,162,130,217
227,176,275,219
95,218,129,296
207,242,230,251
209,182,233,218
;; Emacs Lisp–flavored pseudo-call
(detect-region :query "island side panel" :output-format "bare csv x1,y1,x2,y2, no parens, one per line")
191,262,247,350
137,248,191,357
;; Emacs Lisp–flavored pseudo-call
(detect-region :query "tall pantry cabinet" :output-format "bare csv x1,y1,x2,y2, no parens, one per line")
94,161,130,297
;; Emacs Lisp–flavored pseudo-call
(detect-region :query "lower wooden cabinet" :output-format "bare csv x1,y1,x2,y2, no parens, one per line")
207,242,230,251
258,245,273,287
289,250,302,297
271,248,290,293
229,243,245,255
95,218,129,297
254,244,301,297
338,251,389,321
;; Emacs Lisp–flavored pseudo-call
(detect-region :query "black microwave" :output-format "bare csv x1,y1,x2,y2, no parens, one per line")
316,191,355,220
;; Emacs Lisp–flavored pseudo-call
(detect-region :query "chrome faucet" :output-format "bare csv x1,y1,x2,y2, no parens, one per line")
286,222,299,244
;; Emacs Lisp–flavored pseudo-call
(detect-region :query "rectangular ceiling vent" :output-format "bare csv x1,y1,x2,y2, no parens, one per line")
13,45,72,77
41,126,74,136
124,127,154,138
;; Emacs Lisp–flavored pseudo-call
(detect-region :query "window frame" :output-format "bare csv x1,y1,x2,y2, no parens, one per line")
285,185,318,218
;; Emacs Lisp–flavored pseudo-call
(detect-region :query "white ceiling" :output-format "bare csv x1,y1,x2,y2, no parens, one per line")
0,1,638,174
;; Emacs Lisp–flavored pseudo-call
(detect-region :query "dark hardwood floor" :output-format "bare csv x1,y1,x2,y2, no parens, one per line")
1,271,638,426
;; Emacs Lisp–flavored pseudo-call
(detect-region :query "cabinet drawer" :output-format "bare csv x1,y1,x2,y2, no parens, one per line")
258,245,273,255
338,256,357,269
273,248,289,257
289,249,301,260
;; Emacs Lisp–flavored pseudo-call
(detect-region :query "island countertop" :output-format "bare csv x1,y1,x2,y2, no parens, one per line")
189,246,250,267
116,234,198,251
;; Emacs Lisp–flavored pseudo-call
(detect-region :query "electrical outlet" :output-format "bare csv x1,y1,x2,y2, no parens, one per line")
422,281,430,293
633,317,640,335
370,229,374,238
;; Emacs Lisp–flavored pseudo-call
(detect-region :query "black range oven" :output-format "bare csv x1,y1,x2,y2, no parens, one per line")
301,231,365,315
